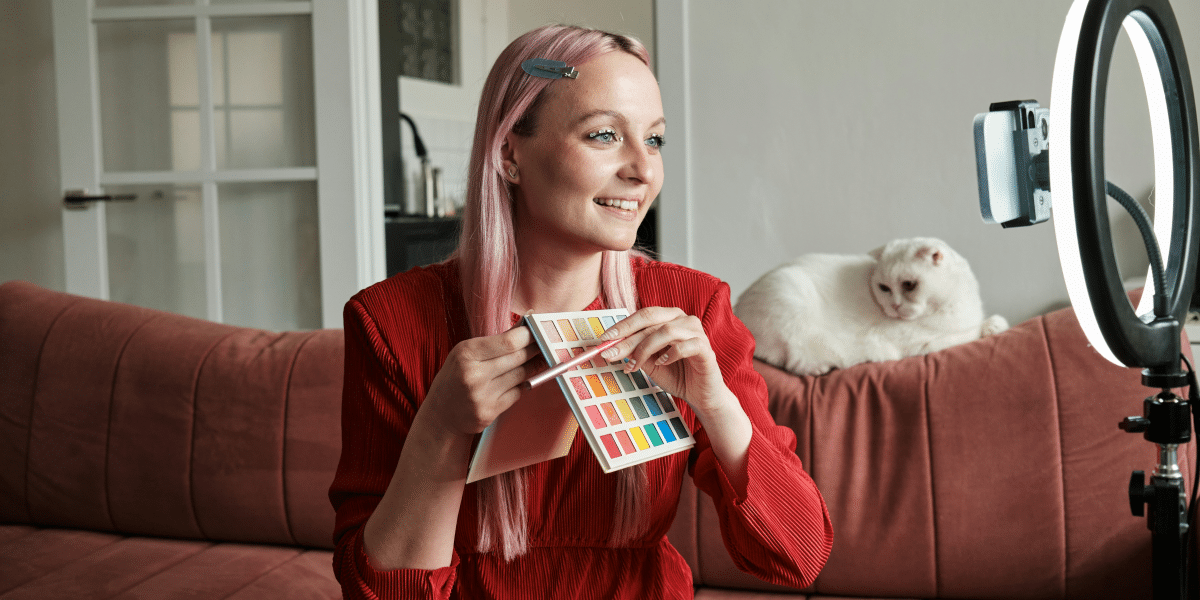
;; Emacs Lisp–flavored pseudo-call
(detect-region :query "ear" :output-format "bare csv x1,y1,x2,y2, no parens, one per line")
916,246,944,265
500,134,519,183
868,246,885,261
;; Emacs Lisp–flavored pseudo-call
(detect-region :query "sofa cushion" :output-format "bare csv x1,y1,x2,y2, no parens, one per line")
0,525,338,599
0,281,343,549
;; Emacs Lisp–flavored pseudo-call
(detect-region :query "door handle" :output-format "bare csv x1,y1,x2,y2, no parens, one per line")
63,189,137,209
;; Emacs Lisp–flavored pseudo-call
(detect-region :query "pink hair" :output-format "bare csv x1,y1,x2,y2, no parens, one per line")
453,25,651,560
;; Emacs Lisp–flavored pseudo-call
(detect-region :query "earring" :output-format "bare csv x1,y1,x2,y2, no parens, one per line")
507,166,519,181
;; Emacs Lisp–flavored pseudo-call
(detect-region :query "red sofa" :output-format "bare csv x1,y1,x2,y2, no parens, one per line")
0,279,1189,598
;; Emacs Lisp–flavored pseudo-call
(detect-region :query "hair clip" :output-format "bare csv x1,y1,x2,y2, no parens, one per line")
521,58,578,80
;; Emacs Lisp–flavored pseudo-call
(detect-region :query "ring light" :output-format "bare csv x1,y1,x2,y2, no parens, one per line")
1048,0,1199,369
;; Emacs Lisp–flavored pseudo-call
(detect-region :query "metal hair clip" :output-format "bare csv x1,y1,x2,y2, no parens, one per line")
521,58,578,79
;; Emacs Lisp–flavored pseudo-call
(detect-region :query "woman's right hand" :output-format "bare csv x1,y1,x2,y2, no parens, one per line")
421,325,542,438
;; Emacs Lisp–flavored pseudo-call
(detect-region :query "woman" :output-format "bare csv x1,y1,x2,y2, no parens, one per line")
329,24,833,599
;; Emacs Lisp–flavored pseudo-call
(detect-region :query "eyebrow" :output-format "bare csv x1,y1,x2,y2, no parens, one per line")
573,109,666,129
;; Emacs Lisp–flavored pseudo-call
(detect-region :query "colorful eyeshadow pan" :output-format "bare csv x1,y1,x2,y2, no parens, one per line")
643,395,662,416
601,372,621,394
630,371,648,389
670,417,689,439
600,315,616,328
555,348,573,367
616,399,636,422
629,397,649,419
630,427,650,450
586,375,607,397
587,317,605,338
601,402,622,426
540,321,562,343
584,405,607,429
600,434,621,458
615,430,636,453
656,392,674,412
557,319,578,342
572,318,594,340
657,421,677,443
614,371,635,392
570,376,591,400
644,424,664,446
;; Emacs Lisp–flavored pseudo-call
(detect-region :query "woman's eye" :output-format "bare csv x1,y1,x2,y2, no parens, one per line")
645,134,666,149
879,284,891,293
587,129,619,143
902,281,917,292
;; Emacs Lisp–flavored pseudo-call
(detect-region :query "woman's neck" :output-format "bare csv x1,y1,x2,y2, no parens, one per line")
511,243,605,315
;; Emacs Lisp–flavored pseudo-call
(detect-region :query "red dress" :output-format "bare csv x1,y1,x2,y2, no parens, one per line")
329,258,833,599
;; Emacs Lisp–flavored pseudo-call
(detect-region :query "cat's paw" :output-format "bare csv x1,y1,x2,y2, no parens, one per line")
980,314,1009,337
794,362,836,377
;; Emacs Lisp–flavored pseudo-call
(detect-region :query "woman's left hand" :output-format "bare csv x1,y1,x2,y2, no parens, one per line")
598,306,732,417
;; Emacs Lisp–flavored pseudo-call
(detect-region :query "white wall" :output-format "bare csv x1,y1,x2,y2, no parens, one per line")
0,1,64,291
675,0,1200,324
7,0,1200,327
508,0,654,63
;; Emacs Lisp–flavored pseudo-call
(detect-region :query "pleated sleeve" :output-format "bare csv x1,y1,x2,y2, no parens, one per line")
687,280,835,589
328,281,460,599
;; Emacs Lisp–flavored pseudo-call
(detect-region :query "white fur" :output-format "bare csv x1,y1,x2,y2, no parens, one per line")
734,237,1008,376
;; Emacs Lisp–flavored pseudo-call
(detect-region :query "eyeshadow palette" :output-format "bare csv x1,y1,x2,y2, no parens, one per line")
523,308,694,473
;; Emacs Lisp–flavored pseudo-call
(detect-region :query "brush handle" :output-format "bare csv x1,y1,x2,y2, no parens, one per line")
522,338,622,390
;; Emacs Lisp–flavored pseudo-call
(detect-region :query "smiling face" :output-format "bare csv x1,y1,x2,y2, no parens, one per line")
504,50,665,257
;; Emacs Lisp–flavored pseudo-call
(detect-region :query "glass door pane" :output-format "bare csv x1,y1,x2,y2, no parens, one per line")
96,0,193,7
211,15,315,169
97,19,197,172
106,184,207,320
219,181,321,331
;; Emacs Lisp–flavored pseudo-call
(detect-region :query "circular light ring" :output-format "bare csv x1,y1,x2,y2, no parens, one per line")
1049,0,1199,368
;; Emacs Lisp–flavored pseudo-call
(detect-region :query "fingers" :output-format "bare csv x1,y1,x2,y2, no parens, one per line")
598,308,708,371
598,306,682,342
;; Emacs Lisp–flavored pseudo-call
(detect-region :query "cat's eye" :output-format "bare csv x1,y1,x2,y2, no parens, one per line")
902,281,918,292
878,284,891,293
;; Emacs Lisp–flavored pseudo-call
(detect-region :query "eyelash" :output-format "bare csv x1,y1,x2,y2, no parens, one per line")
586,129,667,150
588,128,621,143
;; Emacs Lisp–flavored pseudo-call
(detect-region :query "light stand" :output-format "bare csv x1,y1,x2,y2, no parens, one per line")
973,0,1200,597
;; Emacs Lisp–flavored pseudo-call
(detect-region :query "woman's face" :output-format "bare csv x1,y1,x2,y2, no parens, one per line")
506,50,665,256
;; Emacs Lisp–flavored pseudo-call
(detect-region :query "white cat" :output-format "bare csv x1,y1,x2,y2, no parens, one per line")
734,237,1009,376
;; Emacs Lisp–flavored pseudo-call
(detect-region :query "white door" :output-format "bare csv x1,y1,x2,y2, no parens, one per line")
53,0,385,330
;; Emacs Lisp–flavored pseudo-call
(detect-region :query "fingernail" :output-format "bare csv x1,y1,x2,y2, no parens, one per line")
601,348,618,359
656,353,670,365
623,359,636,372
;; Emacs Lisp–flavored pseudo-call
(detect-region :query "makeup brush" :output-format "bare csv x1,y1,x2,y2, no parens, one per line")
521,338,623,390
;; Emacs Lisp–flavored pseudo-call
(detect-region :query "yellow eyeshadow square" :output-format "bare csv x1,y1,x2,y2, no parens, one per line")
587,317,606,338
616,399,636,421
630,427,650,450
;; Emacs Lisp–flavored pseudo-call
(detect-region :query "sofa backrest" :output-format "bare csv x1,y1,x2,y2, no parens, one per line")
0,281,343,549
669,301,1193,599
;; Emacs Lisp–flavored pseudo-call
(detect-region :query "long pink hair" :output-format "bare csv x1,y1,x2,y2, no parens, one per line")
452,25,651,560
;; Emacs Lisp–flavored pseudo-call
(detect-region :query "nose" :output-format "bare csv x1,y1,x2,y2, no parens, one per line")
618,140,657,185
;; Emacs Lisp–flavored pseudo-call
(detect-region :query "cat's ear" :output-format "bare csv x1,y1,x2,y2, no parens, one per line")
916,245,944,266
868,246,885,261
